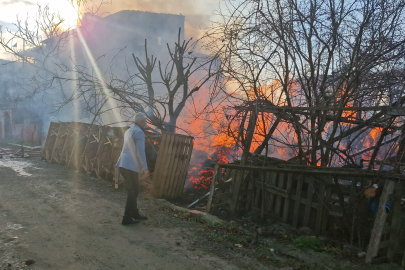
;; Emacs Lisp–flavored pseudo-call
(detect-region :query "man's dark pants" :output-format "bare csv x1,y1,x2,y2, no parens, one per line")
120,167,139,218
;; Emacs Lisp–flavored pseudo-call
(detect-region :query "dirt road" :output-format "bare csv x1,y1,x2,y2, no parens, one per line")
0,158,266,270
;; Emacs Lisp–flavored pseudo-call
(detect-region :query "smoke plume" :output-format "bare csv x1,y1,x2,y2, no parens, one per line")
92,0,218,39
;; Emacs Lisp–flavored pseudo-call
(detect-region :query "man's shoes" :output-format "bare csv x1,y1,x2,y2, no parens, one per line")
133,213,148,220
122,216,140,225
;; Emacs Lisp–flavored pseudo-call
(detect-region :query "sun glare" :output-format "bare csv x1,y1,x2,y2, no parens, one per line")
53,1,80,30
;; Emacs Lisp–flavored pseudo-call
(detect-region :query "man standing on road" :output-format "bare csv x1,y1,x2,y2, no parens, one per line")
116,113,149,225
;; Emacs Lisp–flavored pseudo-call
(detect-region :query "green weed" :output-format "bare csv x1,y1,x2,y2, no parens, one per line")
293,236,324,252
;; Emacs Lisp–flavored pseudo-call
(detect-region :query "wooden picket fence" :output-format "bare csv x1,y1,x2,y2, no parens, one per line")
207,163,405,265
41,122,194,197
41,122,61,161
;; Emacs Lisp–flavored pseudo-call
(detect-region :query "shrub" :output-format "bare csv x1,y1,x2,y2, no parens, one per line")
293,236,324,252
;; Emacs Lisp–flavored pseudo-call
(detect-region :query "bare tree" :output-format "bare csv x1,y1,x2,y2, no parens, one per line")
0,1,220,133
203,0,405,167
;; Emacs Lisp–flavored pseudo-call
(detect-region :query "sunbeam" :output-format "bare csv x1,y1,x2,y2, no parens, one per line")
75,27,122,125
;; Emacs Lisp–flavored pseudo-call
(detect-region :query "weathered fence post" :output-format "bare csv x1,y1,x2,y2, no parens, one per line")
230,170,243,216
207,164,220,213
366,180,395,263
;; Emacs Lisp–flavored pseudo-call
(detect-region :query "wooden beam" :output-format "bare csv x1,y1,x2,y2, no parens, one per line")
366,180,395,263
387,191,403,262
211,163,405,180
237,105,405,112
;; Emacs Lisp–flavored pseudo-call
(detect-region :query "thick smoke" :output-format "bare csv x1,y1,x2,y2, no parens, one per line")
92,0,218,39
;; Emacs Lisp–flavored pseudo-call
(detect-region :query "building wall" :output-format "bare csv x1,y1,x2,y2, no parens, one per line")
0,108,43,144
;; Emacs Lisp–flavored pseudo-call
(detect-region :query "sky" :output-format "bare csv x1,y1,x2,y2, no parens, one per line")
0,0,229,59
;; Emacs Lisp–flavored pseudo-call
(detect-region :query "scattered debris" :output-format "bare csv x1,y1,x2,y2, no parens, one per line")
25,259,35,265
188,178,233,209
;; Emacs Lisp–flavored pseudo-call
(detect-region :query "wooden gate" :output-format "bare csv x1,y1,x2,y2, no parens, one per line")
150,132,194,198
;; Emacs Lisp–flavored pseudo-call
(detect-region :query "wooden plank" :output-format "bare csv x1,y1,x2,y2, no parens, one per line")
228,169,236,203
260,172,266,218
387,189,403,262
302,177,315,227
230,170,242,216
41,122,61,161
293,174,304,228
93,126,112,178
245,170,255,213
349,179,357,209
214,189,252,200
50,122,70,163
171,137,190,197
173,137,193,197
59,122,76,165
251,206,272,217
151,133,170,197
206,164,220,213
263,172,270,212
315,182,326,235
275,173,285,217
213,163,400,180
214,168,232,206
172,137,187,196
175,136,194,197
289,196,320,209
159,133,176,197
80,125,100,173
268,172,277,212
163,135,183,197
282,174,293,223
366,180,395,263
68,123,91,169
66,122,81,165
254,176,262,210
253,182,290,198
